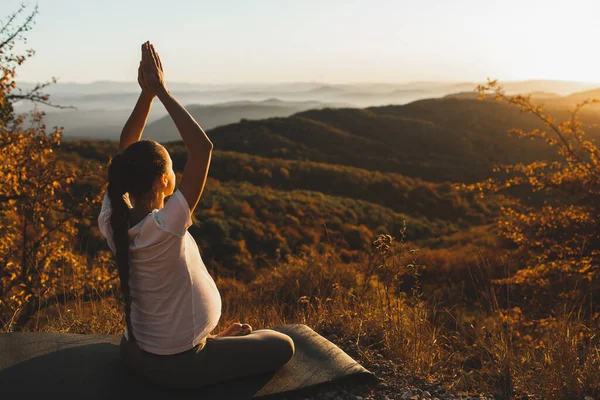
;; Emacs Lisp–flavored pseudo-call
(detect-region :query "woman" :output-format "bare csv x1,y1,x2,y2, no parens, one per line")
97,41,294,388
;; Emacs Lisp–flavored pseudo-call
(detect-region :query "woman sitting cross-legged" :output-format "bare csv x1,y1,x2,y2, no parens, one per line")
97,41,294,389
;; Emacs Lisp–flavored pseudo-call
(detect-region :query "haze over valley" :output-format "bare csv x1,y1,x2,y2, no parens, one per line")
13,79,600,140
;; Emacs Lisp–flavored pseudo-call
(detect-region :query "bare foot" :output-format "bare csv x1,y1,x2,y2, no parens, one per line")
216,323,253,337
240,323,252,335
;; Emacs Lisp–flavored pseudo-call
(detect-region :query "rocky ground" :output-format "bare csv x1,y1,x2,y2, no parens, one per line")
278,333,496,400
277,360,494,400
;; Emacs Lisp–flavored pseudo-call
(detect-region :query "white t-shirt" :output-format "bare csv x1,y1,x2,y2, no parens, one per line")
98,189,222,355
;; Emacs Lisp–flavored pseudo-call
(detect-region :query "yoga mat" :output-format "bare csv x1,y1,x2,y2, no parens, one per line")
0,324,376,399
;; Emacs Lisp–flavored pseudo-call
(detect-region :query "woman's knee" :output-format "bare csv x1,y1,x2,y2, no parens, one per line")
279,332,295,363
259,330,295,365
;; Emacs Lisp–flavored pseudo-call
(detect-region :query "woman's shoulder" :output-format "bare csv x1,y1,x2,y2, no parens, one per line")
152,189,193,237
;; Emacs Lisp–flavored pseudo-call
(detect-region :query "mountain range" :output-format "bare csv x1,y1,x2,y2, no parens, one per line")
60,84,600,276
11,79,600,141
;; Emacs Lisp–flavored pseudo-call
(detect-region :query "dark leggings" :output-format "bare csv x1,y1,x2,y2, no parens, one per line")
120,329,295,389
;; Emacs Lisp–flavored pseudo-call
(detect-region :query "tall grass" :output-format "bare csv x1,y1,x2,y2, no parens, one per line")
3,235,599,399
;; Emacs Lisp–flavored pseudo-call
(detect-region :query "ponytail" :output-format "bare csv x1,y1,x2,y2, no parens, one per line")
107,153,135,341
106,140,169,345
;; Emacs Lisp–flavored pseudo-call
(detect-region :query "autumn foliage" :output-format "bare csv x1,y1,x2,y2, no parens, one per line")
468,79,600,303
0,5,105,328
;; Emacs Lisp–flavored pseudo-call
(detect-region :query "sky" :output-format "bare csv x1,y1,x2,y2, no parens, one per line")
4,0,600,84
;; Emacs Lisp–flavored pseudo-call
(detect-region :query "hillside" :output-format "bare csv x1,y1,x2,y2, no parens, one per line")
38,99,340,140
182,98,600,183
53,93,600,295
143,99,336,142
62,140,489,271
162,147,494,224
20,81,600,144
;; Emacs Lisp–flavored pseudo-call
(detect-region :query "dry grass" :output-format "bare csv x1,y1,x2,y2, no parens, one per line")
2,237,599,400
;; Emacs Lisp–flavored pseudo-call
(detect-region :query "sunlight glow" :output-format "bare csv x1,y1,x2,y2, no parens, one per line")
6,0,600,84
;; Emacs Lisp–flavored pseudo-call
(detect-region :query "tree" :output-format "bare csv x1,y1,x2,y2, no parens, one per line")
0,5,104,329
466,79,600,303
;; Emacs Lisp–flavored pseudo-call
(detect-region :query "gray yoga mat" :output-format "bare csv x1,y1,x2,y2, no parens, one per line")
0,324,376,399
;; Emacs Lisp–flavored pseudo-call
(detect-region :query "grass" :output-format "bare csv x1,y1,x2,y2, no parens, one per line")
2,236,599,400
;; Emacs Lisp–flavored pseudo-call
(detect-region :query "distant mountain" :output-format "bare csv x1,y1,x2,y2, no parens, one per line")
15,79,600,108
305,85,347,95
445,87,600,107
25,96,343,140
445,91,560,100
143,99,339,142
196,97,600,183
558,88,600,103
529,91,561,99
443,92,481,100
38,109,162,140
13,79,600,141
500,80,598,95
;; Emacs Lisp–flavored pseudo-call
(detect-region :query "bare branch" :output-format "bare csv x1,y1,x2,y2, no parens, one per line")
492,88,600,182
7,79,77,110
0,5,38,51
0,4,26,38
6,93,76,110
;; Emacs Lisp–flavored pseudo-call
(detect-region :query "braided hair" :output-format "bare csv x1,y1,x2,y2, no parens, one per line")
107,140,168,341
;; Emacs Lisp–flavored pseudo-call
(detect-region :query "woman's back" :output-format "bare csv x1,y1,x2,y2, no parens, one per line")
98,188,221,355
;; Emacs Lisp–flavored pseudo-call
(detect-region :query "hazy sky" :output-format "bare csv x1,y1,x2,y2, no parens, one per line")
5,0,600,84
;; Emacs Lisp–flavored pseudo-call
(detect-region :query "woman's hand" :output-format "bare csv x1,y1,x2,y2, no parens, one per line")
137,42,154,96
137,61,153,97
140,41,167,96
119,42,160,151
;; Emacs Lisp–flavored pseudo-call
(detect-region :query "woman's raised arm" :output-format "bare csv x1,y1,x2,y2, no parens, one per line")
118,43,156,153
142,42,213,213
